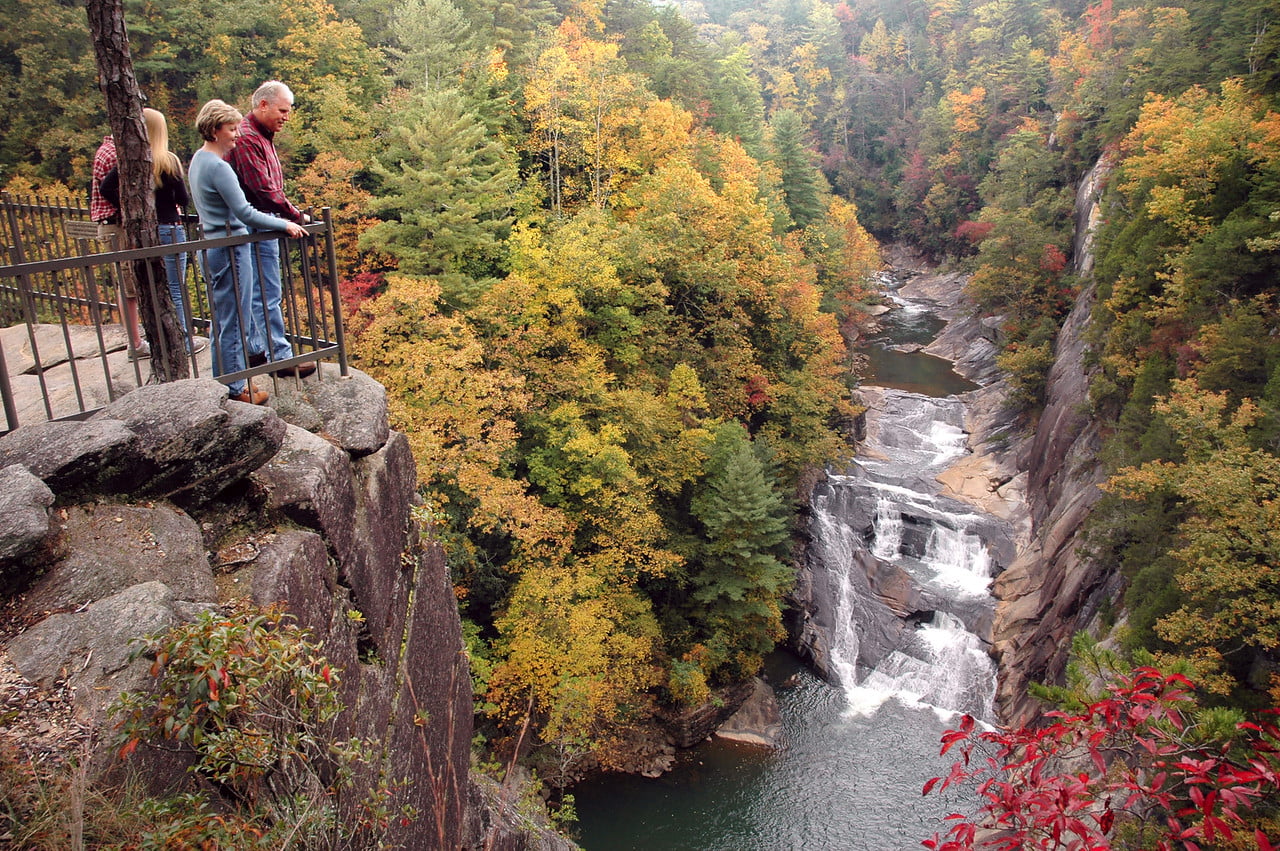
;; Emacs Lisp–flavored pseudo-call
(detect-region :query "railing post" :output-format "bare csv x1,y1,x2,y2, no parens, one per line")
322,208,349,377
0,334,17,431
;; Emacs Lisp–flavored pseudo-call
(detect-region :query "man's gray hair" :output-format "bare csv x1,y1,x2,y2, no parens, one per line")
252,80,294,108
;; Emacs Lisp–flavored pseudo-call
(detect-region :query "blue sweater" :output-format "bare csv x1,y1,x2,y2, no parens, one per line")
188,149,291,237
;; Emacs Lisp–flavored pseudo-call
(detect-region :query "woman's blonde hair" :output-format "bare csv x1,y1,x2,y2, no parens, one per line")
195,99,242,143
143,107,183,186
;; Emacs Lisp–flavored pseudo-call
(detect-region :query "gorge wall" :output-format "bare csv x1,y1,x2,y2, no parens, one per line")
0,371,570,850
990,155,1119,726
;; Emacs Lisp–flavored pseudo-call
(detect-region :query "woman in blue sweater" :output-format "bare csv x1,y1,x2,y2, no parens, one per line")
188,99,304,404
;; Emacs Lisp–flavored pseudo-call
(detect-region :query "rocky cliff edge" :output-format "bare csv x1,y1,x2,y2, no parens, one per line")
0,373,571,850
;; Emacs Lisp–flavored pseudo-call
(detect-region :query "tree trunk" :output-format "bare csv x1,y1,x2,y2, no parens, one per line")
84,0,188,382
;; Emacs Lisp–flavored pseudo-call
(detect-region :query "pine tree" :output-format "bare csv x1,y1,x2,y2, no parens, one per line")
768,109,829,230
387,0,477,90
362,88,516,308
686,422,793,680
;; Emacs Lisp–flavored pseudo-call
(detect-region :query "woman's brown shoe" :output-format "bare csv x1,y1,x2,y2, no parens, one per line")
272,361,317,378
230,384,269,405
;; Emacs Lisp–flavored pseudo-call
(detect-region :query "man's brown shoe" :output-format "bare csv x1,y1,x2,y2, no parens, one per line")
230,384,269,405
272,361,317,378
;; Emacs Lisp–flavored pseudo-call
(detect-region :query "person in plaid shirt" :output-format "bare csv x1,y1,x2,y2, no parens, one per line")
91,134,147,358
90,135,118,227
226,80,315,378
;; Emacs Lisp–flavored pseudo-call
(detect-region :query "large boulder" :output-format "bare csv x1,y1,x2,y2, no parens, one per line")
7,581,188,726
0,419,139,499
19,503,214,615
0,465,54,565
90,378,287,506
278,368,390,456
716,678,783,748
253,423,357,567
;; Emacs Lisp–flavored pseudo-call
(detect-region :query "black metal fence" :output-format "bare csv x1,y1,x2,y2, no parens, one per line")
0,193,348,432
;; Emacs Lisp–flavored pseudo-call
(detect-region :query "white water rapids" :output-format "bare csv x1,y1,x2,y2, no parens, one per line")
816,385,1001,723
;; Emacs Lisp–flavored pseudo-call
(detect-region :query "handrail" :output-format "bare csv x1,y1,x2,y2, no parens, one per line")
0,200,347,433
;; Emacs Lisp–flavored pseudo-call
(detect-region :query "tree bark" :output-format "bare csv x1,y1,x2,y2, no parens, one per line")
84,0,188,382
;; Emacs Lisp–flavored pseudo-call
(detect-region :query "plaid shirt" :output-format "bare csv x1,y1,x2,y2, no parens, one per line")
225,112,303,223
90,136,118,223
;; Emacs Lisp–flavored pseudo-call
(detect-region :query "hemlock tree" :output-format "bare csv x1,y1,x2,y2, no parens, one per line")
387,0,477,90
362,87,516,308
687,421,793,681
768,108,829,231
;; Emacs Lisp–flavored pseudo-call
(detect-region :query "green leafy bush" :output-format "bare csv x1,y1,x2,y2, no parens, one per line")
110,604,414,847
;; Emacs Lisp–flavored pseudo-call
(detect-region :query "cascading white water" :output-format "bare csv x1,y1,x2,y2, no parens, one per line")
822,386,1002,723
872,497,903,559
923,523,993,596
853,614,996,719
811,499,869,694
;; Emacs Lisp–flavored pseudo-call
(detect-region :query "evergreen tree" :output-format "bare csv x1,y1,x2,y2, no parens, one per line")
686,421,793,680
768,108,830,230
387,0,478,90
707,46,767,155
362,88,517,308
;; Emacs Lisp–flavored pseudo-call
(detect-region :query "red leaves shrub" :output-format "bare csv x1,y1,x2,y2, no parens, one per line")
1039,244,1068,274
339,271,386,317
923,669,1280,850
744,374,772,409
955,220,996,244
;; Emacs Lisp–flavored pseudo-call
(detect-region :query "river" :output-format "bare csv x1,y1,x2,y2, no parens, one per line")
574,278,1008,851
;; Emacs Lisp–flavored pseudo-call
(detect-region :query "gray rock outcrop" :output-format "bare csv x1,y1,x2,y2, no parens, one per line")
0,370,543,850
0,465,53,565
990,154,1116,726
716,678,783,747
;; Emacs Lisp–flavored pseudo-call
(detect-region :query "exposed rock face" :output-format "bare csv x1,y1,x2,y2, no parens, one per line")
0,465,53,564
658,678,759,749
715,678,783,747
7,581,193,731
990,155,1116,726
0,371,553,849
19,503,214,616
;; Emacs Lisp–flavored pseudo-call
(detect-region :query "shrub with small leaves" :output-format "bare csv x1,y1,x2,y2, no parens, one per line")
111,605,340,797
110,604,414,846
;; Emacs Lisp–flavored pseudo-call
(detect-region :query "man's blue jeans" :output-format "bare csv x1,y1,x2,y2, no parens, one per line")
157,223,188,339
247,231,292,362
203,241,255,396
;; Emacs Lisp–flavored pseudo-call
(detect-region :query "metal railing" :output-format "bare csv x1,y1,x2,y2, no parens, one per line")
0,195,348,433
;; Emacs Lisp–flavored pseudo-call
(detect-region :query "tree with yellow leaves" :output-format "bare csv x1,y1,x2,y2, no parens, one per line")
1104,379,1280,700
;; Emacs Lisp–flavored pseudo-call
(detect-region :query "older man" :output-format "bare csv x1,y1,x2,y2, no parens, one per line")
226,80,315,378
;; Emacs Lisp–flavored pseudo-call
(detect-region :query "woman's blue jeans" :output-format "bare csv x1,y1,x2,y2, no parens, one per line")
202,241,255,396
247,231,291,362
157,223,189,340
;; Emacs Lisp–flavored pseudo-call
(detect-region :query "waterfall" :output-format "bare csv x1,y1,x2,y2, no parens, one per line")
811,497,870,694
923,524,992,596
872,498,903,559
812,386,1007,723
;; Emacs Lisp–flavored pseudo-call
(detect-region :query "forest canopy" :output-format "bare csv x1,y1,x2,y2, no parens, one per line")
6,0,1280,783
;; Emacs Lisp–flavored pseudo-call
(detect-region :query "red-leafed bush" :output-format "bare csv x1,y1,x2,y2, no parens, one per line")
955,220,996,244
339,271,386,317
1039,244,1068,273
923,669,1280,850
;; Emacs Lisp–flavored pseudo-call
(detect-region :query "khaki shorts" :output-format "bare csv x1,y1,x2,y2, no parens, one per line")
96,222,136,297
